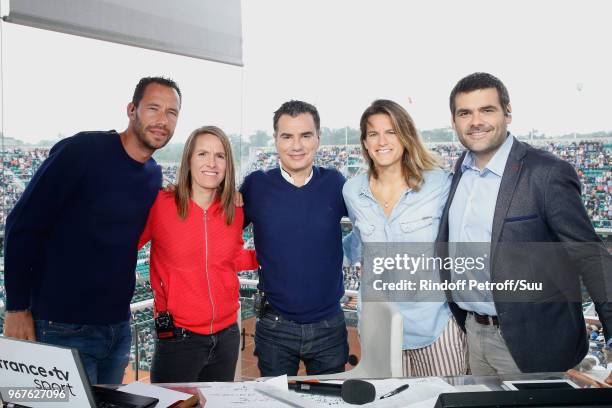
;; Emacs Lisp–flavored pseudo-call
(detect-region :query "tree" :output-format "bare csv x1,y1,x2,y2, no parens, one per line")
228,133,248,161
248,130,271,147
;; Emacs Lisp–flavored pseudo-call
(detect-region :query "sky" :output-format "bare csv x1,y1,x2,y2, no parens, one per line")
1,0,611,144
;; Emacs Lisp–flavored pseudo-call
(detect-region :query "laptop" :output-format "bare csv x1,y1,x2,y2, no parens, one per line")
0,336,158,408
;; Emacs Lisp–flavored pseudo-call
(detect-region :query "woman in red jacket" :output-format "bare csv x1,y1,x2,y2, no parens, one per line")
139,126,257,383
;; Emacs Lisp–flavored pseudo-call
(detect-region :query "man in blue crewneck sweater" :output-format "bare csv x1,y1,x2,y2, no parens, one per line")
241,100,349,376
3,77,181,384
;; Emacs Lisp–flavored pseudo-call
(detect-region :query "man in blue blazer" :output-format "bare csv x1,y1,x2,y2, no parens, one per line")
437,72,612,379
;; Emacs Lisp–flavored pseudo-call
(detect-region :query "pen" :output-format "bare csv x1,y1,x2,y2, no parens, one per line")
379,383,410,399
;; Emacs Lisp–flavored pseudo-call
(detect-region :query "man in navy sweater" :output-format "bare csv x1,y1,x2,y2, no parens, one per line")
3,77,181,384
241,100,349,376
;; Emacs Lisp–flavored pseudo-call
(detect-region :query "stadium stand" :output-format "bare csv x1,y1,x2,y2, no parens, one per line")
0,139,609,377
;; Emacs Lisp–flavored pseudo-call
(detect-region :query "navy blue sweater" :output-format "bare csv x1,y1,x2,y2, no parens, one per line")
4,131,161,324
241,167,347,323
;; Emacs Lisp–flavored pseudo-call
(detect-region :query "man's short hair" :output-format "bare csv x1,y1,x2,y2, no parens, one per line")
132,76,182,107
449,72,511,116
273,100,320,134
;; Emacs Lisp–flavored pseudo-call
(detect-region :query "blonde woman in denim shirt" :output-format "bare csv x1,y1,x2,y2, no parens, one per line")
343,99,467,376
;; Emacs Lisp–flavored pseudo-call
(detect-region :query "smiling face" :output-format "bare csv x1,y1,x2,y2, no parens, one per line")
363,113,405,172
128,82,180,153
190,133,227,194
452,87,512,168
274,113,320,178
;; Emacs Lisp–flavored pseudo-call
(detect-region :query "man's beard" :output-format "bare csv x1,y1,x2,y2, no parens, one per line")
133,113,172,151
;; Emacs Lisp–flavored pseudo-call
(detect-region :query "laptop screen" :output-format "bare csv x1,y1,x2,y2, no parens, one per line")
0,336,96,407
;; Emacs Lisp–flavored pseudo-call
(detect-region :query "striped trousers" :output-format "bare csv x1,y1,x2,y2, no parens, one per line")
402,317,468,377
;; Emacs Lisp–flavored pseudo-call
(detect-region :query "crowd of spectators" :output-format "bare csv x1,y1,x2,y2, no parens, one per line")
2,141,608,234
132,280,153,303
551,142,611,229
244,142,611,228
160,164,178,187
130,307,155,373
0,140,609,371
0,148,48,237
343,264,361,291
244,146,363,177
0,140,608,299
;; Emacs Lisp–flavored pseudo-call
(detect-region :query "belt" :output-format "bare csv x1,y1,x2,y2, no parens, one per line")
471,312,499,327
262,302,285,321
173,325,233,337
173,327,197,337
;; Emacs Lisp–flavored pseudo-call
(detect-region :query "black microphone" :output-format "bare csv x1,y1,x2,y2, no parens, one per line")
288,379,376,405
341,379,376,405
289,380,342,396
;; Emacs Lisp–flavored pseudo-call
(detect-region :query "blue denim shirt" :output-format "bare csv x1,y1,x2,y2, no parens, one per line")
343,169,452,349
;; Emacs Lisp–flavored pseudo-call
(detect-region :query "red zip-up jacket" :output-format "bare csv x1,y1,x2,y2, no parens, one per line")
138,191,258,334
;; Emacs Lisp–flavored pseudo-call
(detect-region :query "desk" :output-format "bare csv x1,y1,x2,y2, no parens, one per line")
445,371,588,389
144,371,602,407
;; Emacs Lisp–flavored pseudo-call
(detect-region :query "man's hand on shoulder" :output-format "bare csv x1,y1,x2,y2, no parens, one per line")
3,310,36,340
234,191,244,207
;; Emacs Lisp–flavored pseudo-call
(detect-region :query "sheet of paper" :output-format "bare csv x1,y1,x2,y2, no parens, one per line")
400,397,438,408
363,377,457,408
262,374,290,391
199,382,284,408
199,376,457,408
255,382,321,408
117,381,194,408
288,376,457,407
200,375,302,408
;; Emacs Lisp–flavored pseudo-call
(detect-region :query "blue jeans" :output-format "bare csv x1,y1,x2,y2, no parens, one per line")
34,320,131,385
254,309,348,376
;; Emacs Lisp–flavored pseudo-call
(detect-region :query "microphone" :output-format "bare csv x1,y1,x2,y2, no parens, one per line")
341,379,376,405
289,380,342,396
288,379,376,405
